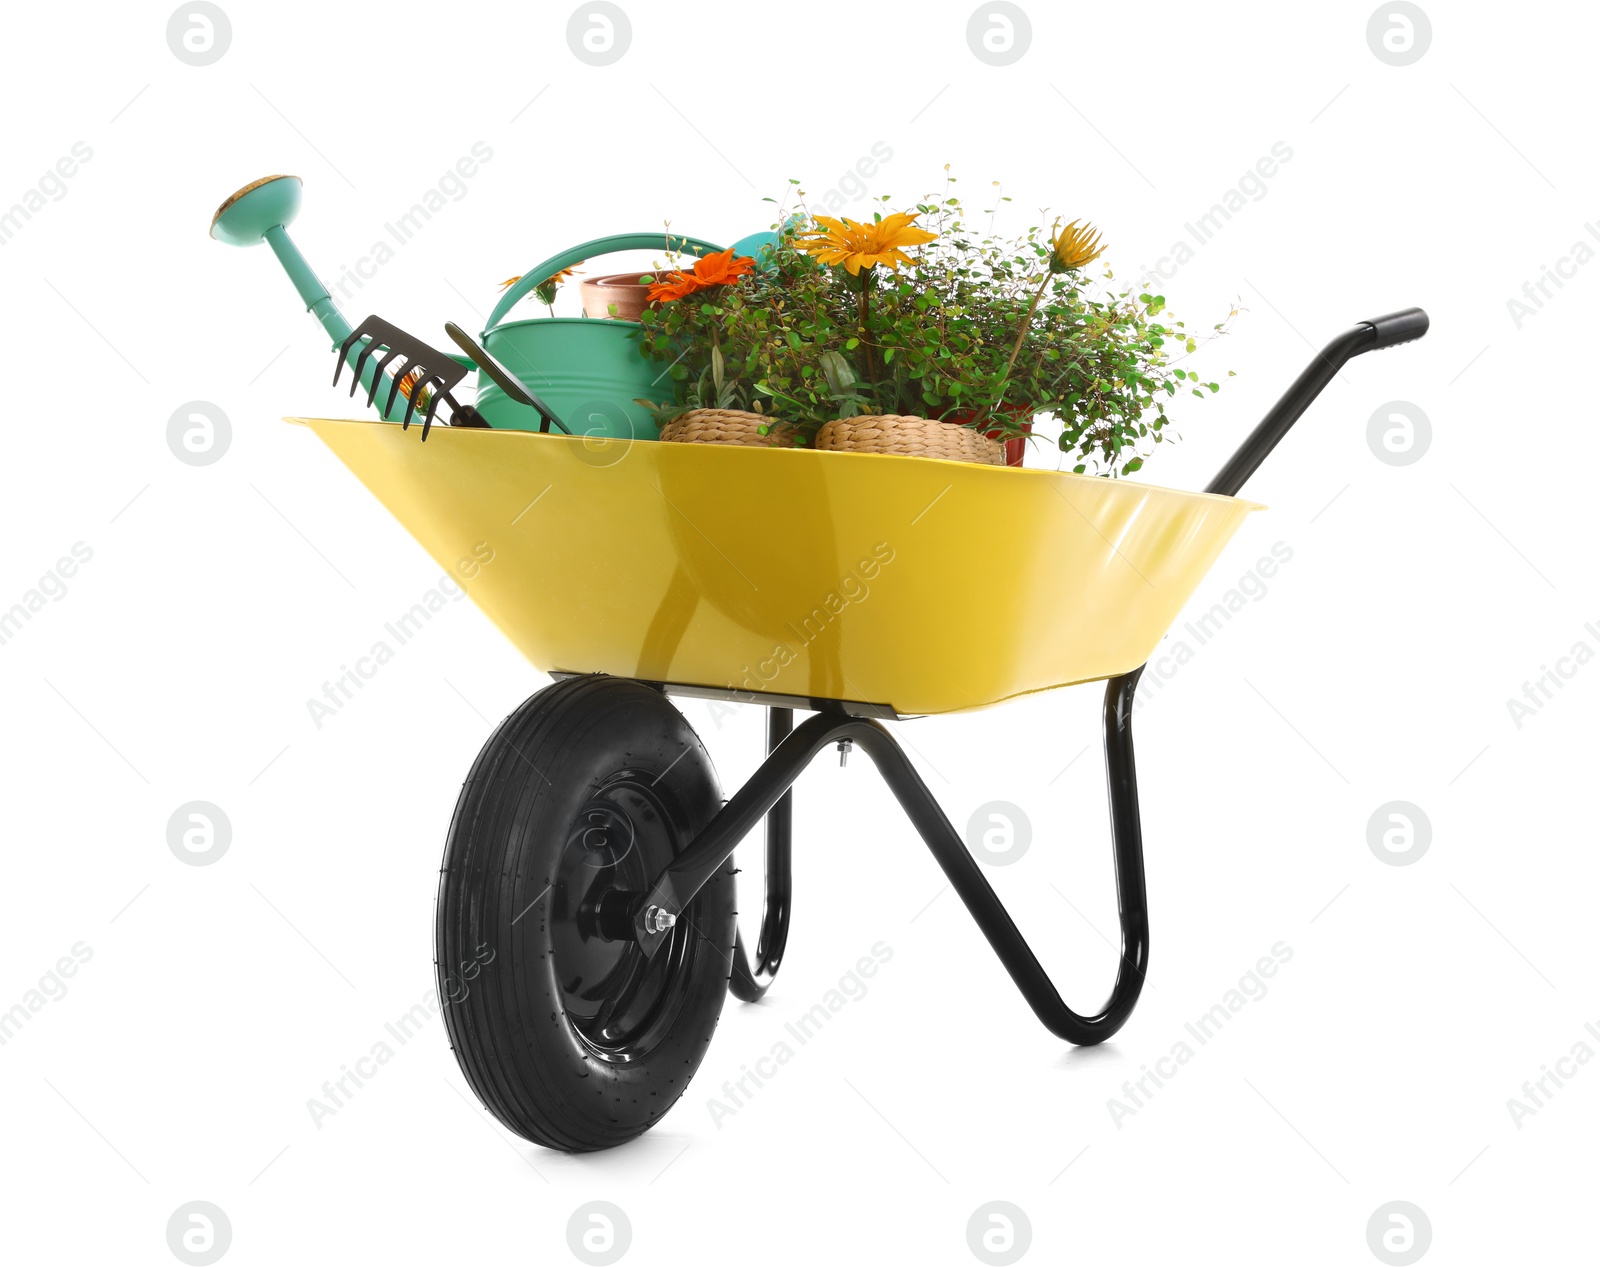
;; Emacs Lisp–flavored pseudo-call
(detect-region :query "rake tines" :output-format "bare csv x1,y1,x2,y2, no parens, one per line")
335,315,476,440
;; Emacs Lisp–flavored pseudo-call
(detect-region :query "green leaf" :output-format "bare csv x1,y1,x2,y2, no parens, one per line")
817,350,857,396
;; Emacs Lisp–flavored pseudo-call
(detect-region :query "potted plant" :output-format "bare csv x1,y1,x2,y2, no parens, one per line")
635,175,1232,474
633,248,802,447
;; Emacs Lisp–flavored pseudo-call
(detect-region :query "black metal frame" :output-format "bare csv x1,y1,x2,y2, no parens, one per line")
620,308,1429,1046
635,673,1150,1044
728,707,794,1003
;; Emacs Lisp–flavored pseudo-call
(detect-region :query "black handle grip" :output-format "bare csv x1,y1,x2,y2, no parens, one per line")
1205,304,1429,497
1361,307,1429,351
443,322,570,434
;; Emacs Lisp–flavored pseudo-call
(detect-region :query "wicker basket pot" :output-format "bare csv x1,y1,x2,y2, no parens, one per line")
816,415,1005,466
658,409,796,448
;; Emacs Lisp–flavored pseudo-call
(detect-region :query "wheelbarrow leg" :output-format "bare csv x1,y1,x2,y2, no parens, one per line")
729,707,794,1002
843,671,1148,1045
636,669,1152,1045
928,669,1147,1043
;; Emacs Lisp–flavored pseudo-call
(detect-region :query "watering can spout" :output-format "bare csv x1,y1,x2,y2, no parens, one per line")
211,174,413,417
261,222,348,341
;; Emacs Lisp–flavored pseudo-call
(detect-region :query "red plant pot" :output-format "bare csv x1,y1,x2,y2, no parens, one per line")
945,408,1034,468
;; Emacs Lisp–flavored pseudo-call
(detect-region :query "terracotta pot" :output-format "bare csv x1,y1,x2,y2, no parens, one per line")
944,407,1035,467
579,272,656,321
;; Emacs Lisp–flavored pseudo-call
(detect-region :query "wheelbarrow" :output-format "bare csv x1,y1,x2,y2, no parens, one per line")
212,174,1427,1153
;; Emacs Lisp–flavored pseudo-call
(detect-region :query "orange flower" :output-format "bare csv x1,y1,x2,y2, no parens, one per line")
646,247,756,303
499,265,582,292
395,366,431,412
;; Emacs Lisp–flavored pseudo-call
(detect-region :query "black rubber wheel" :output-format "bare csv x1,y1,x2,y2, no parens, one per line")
435,675,735,1152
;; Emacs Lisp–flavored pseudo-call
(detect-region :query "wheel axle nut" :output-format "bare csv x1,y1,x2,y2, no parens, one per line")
644,905,677,933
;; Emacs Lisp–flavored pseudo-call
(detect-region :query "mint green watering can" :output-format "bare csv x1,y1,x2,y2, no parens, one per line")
211,174,777,438
476,237,723,438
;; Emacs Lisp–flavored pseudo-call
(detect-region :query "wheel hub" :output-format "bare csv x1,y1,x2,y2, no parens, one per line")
548,777,695,1063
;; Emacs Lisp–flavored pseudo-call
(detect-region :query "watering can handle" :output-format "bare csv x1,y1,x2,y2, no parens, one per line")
485,232,726,330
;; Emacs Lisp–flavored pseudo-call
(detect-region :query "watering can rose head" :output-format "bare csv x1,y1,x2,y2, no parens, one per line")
646,248,757,304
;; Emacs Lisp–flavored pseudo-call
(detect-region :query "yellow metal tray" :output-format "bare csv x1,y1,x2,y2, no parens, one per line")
290,419,1261,716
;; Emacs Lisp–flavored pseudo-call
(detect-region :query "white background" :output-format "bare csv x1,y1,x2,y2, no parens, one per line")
1,1,1593,1264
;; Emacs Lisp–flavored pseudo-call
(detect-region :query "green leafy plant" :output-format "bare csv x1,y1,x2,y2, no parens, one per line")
634,343,759,429
635,231,864,443
634,174,1234,473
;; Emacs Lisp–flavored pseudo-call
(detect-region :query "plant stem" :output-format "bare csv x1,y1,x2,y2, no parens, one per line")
999,270,1052,390
856,267,879,390
976,268,1053,430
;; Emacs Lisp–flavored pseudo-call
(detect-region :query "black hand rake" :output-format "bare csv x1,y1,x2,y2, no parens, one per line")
335,315,485,441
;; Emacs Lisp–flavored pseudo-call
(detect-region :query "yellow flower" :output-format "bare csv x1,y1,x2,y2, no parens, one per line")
1049,220,1106,272
795,212,937,274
